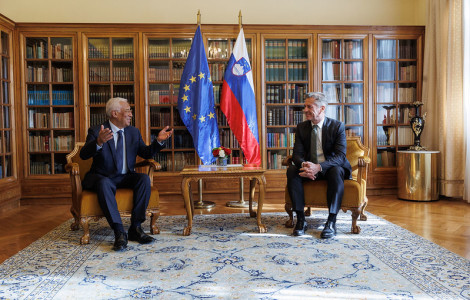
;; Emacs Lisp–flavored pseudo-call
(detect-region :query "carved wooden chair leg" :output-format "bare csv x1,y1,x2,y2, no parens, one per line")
305,207,312,216
284,202,294,228
351,209,361,234
80,217,91,244
359,197,368,221
150,211,160,235
70,208,80,231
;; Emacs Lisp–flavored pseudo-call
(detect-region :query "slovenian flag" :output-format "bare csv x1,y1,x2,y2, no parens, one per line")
220,28,261,165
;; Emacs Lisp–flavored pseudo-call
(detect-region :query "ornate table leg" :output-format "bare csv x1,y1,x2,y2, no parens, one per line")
181,177,193,236
249,178,257,218
256,175,267,233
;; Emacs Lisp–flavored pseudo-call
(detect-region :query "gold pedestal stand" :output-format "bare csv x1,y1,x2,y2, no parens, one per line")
226,178,258,208
194,179,216,209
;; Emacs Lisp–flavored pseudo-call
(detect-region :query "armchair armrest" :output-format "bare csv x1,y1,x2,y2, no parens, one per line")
135,159,162,184
65,162,83,216
356,156,370,185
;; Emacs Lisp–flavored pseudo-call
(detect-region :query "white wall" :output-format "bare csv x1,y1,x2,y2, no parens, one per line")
0,0,425,25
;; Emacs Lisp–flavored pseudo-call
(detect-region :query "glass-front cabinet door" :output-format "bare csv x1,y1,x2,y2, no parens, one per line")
23,35,77,175
319,35,368,143
0,29,13,179
374,36,421,169
263,36,311,170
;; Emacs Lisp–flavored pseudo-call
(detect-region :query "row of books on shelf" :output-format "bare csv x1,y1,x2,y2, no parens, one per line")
219,129,240,149
29,160,66,175
267,108,286,126
28,134,73,152
172,43,191,59
321,40,363,60
26,42,47,59
89,91,111,104
216,109,228,126
266,63,308,82
266,132,295,148
88,45,109,59
266,84,307,104
27,66,47,82
51,43,73,60
90,113,108,126
377,150,396,167
265,40,307,59
379,106,413,125
290,110,304,125
149,90,177,104
27,91,74,105
89,66,134,82
148,66,170,81
323,85,363,103
322,62,363,81
52,112,74,128
209,63,227,82
344,106,363,124
267,152,287,170
377,127,414,146
377,85,417,102
51,67,73,82
398,42,417,59
399,65,417,81
28,111,48,128
345,128,361,137
376,40,397,59
150,112,171,127
213,85,221,104
111,45,134,59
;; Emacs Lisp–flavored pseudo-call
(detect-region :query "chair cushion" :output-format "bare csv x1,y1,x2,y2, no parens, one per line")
285,179,363,208
79,187,160,216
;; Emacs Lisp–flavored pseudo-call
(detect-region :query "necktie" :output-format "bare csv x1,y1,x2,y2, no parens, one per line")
310,125,318,164
116,130,124,173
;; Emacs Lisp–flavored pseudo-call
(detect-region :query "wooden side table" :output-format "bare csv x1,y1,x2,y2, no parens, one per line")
180,165,267,235
397,150,440,201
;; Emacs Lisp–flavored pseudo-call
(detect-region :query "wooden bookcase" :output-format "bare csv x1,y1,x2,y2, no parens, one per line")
4,24,425,204
0,27,14,180
262,35,312,170
372,34,422,187
144,34,194,172
20,34,78,176
84,34,139,129
318,34,368,143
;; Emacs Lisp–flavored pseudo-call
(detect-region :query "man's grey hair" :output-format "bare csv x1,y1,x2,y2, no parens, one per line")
306,92,328,108
106,97,128,117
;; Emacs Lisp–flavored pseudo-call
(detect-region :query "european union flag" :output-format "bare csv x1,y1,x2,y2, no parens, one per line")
178,26,220,165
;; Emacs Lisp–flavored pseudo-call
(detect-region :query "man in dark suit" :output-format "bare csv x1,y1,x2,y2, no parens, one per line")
80,97,173,251
287,92,351,238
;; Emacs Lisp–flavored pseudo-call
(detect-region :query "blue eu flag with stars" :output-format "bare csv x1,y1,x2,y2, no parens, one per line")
178,26,220,165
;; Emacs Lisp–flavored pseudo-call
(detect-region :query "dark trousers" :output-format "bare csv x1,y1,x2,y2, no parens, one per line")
82,172,151,229
287,165,345,214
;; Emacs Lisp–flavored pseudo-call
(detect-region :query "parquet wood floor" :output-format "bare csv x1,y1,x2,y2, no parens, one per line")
0,195,468,263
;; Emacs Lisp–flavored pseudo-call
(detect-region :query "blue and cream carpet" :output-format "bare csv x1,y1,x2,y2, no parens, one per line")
0,212,469,299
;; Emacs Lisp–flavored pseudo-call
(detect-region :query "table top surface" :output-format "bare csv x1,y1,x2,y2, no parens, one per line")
397,150,440,154
180,164,266,175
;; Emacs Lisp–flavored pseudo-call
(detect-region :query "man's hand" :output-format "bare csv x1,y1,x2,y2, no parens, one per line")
299,161,321,180
97,125,113,146
157,126,173,142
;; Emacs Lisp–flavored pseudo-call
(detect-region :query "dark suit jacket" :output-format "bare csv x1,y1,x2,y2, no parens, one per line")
80,121,164,178
292,117,351,179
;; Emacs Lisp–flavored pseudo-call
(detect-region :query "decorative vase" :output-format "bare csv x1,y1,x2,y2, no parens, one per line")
408,101,427,151
217,157,228,166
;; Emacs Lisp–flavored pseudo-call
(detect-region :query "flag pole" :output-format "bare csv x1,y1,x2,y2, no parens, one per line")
192,9,216,210
226,10,258,209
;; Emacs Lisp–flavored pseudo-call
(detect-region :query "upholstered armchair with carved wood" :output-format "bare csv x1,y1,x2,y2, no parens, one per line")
65,142,161,244
283,136,370,234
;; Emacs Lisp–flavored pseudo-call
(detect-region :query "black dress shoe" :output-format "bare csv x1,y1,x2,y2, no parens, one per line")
293,220,308,236
112,232,128,251
320,221,337,239
128,226,155,244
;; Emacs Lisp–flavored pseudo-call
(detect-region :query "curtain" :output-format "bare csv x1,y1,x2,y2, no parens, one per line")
464,0,470,203
422,0,464,198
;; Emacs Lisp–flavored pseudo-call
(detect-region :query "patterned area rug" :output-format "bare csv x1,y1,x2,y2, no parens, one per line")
0,212,469,299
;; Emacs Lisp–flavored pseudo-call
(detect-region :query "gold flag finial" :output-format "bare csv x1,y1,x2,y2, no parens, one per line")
238,10,242,30
197,10,201,26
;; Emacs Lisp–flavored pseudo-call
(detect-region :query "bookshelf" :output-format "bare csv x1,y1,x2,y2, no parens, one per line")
23,35,77,175
374,36,421,169
207,35,253,166
0,29,13,179
86,36,138,129
145,36,194,172
263,36,310,170
319,35,367,143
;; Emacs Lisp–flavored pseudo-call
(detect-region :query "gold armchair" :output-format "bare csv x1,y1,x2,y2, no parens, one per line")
283,136,370,234
65,142,161,244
